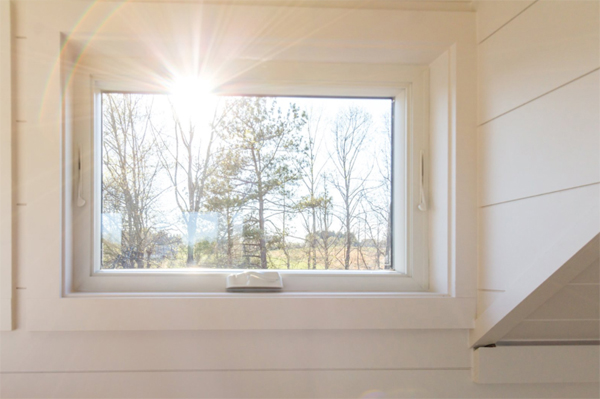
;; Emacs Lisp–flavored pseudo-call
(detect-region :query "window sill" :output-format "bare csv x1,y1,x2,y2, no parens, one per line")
25,295,475,331
74,269,426,293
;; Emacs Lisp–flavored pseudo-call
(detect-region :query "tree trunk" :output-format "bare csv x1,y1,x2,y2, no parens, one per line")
186,214,198,266
385,202,392,269
356,220,360,269
283,193,290,269
135,246,144,269
258,193,268,269
345,211,351,270
311,208,317,269
226,209,234,267
323,233,330,270
284,246,290,269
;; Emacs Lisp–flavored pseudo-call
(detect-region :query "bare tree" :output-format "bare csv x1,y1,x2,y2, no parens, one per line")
374,112,393,269
102,93,164,269
330,107,372,270
316,177,334,270
269,182,295,269
296,111,328,269
154,100,230,266
353,114,392,270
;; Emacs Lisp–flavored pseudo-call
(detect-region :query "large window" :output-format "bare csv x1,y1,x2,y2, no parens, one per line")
99,92,394,273
67,64,430,294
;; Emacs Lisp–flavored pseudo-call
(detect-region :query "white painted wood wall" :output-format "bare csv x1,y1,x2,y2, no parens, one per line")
0,1,598,397
476,0,600,342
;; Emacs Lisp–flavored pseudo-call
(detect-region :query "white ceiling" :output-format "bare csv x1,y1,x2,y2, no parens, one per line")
74,36,450,65
67,0,471,66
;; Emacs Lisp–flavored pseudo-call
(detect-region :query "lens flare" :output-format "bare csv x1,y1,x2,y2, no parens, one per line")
168,76,215,126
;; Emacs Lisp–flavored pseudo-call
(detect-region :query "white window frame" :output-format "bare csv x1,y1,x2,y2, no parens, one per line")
68,63,430,294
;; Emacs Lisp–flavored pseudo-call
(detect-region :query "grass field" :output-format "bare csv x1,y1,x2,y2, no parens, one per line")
263,246,387,270
102,242,389,271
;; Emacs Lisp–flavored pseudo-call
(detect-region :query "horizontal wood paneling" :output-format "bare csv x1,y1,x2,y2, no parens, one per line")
0,329,470,373
478,0,600,123
476,0,599,345
479,70,600,206
571,259,600,284
503,320,600,341
474,346,600,384
526,285,599,321
475,0,536,44
479,184,599,291
2,369,598,399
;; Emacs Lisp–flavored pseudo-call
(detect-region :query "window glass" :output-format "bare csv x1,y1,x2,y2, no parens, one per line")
100,92,393,271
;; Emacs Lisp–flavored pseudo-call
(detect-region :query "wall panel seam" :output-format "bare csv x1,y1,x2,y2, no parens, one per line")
480,181,600,209
522,319,600,322
568,283,600,286
478,67,600,128
0,367,473,375
477,0,540,45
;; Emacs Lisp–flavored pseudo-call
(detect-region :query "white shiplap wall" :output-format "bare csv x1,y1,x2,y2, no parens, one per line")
476,0,600,346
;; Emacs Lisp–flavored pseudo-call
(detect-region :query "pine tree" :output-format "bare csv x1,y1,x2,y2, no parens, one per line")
220,97,307,269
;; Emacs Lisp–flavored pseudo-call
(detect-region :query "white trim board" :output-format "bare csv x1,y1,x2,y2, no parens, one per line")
471,212,600,347
0,0,13,331
0,329,471,373
25,295,475,332
473,345,600,384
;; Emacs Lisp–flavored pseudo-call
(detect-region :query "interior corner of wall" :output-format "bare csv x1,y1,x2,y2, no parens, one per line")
0,296,14,331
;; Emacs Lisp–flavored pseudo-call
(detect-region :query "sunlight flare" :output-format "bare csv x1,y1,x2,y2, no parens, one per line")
168,75,215,126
